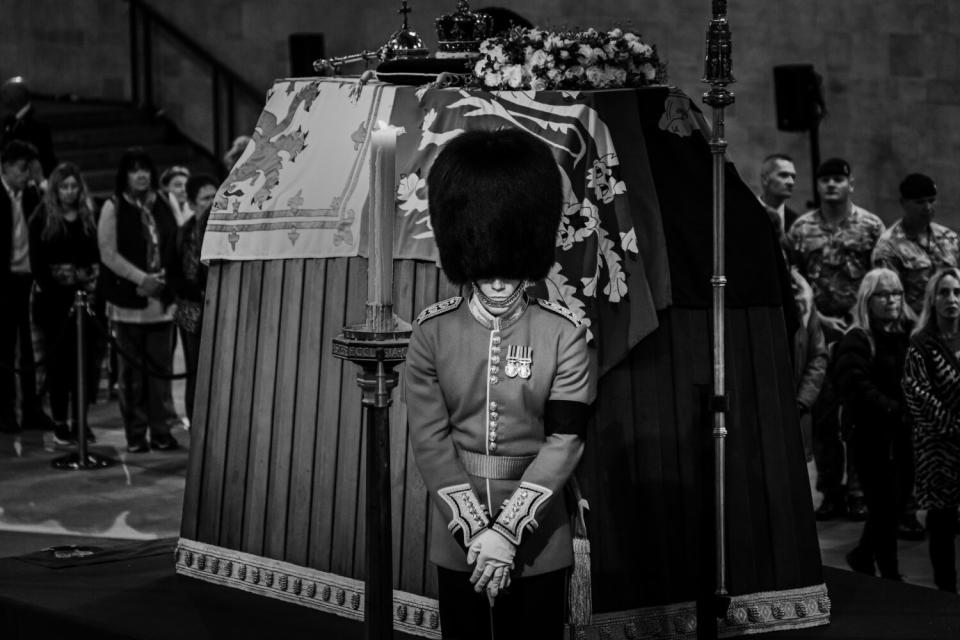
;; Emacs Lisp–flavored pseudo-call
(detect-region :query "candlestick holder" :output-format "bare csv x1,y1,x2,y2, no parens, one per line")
332,311,410,640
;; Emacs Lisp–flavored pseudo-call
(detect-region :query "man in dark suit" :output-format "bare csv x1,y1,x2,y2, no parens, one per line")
759,153,801,236
0,77,57,178
0,140,54,433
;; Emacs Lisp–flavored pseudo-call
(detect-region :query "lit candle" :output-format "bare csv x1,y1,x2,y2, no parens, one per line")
367,122,398,331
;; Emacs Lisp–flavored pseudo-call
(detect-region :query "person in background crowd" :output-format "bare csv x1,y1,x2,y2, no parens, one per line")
222,136,251,174
835,268,915,581
871,172,956,541
759,153,801,237
873,173,960,315
0,77,57,180
159,165,191,227
902,267,960,593
788,157,885,522
405,130,594,639
166,174,217,424
28,162,100,445
0,140,55,434
790,267,828,460
97,147,180,453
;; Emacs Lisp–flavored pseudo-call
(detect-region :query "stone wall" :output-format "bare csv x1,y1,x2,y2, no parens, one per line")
2,0,959,228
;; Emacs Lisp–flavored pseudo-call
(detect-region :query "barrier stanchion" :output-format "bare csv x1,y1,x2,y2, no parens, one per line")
52,290,113,471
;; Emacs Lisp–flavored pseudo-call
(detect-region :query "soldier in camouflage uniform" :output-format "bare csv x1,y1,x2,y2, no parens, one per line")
873,173,960,315
787,158,885,522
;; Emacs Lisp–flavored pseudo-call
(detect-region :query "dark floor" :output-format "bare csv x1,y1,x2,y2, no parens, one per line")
0,369,956,597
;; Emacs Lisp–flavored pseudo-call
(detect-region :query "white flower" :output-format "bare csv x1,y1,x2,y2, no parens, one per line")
484,71,503,88
607,66,627,85
487,44,507,64
531,77,547,91
577,44,600,66
503,64,525,88
565,65,585,80
546,67,562,82
624,32,640,43
474,59,487,76
640,62,656,80
527,28,544,42
528,48,549,68
544,34,563,51
608,27,623,39
585,65,607,87
559,49,571,60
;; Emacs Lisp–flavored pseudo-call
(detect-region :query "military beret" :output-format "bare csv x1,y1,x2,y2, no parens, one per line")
899,173,937,200
815,157,851,179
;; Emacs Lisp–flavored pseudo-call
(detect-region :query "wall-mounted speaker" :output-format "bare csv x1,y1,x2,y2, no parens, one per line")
773,64,825,132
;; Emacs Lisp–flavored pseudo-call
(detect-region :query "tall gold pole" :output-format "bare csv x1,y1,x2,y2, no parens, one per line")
702,0,734,608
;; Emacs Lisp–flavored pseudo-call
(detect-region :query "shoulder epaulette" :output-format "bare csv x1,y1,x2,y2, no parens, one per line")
416,296,463,325
535,298,582,327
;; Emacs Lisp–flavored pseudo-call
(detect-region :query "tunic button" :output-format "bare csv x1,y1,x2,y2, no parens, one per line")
489,412,499,420
489,376,498,384
491,347,501,354
489,421,498,429
489,432,497,442
489,402,498,411
489,442,497,451
492,336,501,345
489,365,499,373
491,355,501,364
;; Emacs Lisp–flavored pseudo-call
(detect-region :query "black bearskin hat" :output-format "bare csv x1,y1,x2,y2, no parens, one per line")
427,128,562,285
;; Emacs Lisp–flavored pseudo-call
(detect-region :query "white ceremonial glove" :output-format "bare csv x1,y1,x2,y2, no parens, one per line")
467,529,516,595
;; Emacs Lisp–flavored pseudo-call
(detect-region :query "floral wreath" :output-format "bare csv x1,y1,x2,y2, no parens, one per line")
471,27,666,91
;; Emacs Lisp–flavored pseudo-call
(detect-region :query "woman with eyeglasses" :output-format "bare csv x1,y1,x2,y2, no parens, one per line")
834,267,915,580
902,267,960,592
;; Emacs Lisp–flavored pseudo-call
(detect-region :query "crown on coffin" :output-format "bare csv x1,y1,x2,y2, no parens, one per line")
435,0,494,57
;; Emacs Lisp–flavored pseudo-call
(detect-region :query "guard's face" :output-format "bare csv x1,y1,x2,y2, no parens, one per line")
935,275,960,322
817,174,852,204
477,278,522,301
763,159,796,199
57,175,81,207
901,196,936,225
1,158,30,191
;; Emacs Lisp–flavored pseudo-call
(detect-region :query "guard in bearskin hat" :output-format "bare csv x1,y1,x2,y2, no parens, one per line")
404,128,595,639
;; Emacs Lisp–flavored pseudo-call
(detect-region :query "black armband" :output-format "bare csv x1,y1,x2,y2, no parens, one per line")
544,400,591,437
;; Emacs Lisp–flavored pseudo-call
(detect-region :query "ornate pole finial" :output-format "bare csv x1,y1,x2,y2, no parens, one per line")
702,0,735,107
399,1,412,30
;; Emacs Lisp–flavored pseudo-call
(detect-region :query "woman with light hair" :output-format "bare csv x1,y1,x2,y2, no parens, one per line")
28,162,100,444
902,267,960,592
834,268,915,580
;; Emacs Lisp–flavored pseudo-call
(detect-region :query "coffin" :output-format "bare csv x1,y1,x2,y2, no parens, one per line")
176,78,829,639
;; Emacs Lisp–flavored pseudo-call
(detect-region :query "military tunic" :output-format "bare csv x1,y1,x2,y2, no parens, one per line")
404,294,594,577
872,220,960,314
787,205,885,319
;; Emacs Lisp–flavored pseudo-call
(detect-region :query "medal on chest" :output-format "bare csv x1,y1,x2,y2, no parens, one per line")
505,345,532,379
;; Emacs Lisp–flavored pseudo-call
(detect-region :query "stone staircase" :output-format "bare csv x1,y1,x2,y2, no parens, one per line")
35,98,223,204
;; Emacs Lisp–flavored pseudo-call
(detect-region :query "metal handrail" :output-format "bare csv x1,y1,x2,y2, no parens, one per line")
125,0,263,156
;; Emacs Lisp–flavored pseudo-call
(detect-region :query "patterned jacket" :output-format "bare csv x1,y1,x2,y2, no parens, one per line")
872,220,960,314
404,294,595,576
902,329,960,510
787,205,885,319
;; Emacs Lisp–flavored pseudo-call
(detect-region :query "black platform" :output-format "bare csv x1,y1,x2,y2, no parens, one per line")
0,540,958,639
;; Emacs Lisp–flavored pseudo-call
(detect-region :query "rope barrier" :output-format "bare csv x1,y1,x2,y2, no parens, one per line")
83,309,194,380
